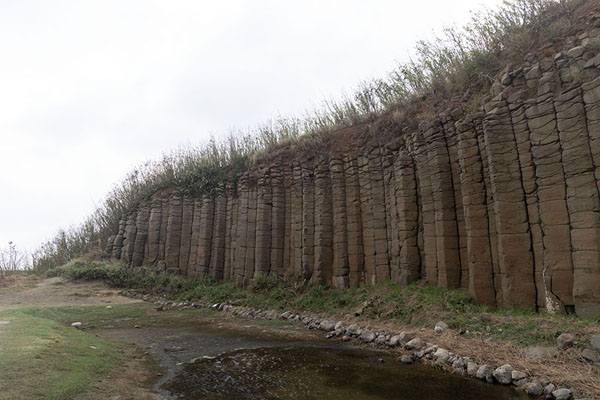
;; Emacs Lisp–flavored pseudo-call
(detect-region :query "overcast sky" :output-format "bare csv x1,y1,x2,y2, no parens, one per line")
0,0,501,254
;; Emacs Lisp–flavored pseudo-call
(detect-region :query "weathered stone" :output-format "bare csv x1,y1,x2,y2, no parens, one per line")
492,366,513,385
434,321,448,333
557,333,576,349
591,335,600,350
405,338,423,350
360,330,376,343
552,388,573,400
581,348,600,363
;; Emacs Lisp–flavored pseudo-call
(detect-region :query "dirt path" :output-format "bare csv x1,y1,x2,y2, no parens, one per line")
0,274,141,310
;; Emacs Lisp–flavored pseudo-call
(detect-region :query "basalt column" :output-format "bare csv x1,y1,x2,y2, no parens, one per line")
424,122,461,289
525,76,574,312
394,146,420,285
111,217,126,260
243,174,258,284
368,146,391,283
456,115,496,306
344,156,365,286
483,99,536,309
209,186,228,280
122,212,137,265
358,154,376,284
330,156,349,288
178,196,194,276
411,130,437,284
271,166,286,277
301,162,315,282
145,195,163,269
313,157,333,285
196,194,215,278
558,85,600,318
254,169,272,278
234,173,249,287
165,193,183,273
132,202,150,267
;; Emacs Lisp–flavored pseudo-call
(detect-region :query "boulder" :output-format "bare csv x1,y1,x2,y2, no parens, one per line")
492,366,513,385
319,320,336,332
557,333,575,349
476,365,494,381
590,335,600,351
346,324,362,336
405,338,423,350
581,348,600,363
524,382,544,397
552,388,573,400
466,362,479,376
434,321,448,334
360,330,376,343
522,346,558,360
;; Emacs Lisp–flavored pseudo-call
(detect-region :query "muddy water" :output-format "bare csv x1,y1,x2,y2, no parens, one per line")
162,345,528,400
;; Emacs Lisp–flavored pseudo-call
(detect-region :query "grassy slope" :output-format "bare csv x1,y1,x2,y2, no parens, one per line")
0,307,120,400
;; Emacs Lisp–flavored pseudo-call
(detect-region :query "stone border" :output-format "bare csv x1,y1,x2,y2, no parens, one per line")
123,290,595,400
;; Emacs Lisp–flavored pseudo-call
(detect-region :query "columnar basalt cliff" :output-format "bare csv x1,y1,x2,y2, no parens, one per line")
105,32,600,318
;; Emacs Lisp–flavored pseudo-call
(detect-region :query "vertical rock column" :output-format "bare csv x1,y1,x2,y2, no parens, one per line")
122,212,137,265
344,156,365,287
187,198,203,277
313,157,333,285
111,217,126,260
210,186,228,280
301,162,315,282
178,197,194,276
254,169,272,278
145,195,163,269
368,146,391,283
234,173,249,287
525,79,574,312
223,182,236,280
509,90,544,309
383,144,401,283
289,165,303,280
394,147,421,284
271,166,286,277
456,115,496,306
358,154,376,284
424,122,461,289
483,99,536,309
330,156,349,288
411,130,437,284
558,86,600,318
165,193,183,273
243,174,258,284
132,202,150,267
442,114,469,288
196,193,215,278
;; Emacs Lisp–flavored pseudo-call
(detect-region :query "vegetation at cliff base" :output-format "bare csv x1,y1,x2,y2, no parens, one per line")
50,260,599,349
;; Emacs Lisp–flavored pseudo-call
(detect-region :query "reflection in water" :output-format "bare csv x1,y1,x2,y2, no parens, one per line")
163,346,528,400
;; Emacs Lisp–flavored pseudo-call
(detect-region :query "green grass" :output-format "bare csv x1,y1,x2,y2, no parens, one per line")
0,308,120,400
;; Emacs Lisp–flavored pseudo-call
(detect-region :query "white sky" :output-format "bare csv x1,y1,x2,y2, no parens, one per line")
0,0,501,254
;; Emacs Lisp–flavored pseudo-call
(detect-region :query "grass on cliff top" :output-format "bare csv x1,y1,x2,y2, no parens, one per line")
0,307,121,400
49,260,600,349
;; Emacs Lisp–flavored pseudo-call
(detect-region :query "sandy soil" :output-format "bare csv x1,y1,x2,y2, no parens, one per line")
0,274,141,311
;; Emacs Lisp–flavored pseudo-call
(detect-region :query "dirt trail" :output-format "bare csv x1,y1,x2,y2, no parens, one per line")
0,274,141,310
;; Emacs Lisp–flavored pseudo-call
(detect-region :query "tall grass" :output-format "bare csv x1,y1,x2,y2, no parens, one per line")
33,0,584,272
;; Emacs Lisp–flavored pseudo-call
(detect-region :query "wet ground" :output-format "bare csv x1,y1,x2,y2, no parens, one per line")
99,314,528,400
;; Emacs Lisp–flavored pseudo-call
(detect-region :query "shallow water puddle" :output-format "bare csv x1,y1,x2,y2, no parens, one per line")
162,346,528,400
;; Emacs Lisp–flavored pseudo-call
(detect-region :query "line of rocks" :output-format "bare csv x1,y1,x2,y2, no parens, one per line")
123,290,592,400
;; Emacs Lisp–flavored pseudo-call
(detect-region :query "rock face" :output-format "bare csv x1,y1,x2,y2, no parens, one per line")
106,35,600,318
